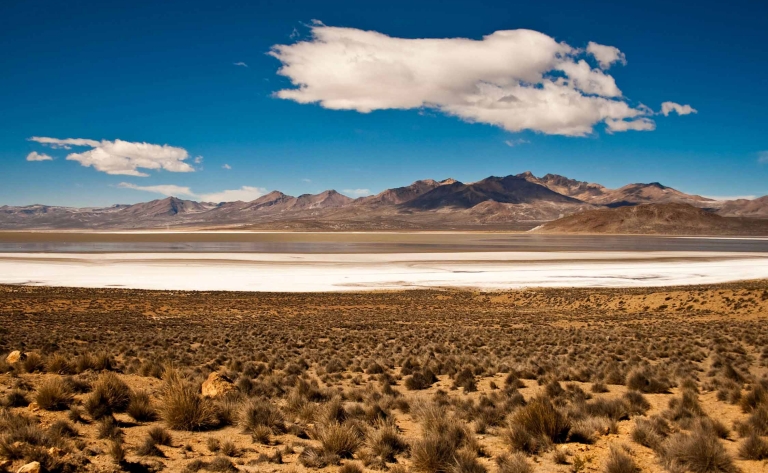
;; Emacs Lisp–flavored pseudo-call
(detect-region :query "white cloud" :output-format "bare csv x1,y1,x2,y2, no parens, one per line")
199,186,267,202
117,182,195,197
605,117,656,133
343,188,372,197
29,137,195,177
504,139,529,147
703,194,758,201
119,182,268,203
302,178,312,183
233,62,248,67
28,137,98,149
222,164,232,170
757,151,768,164
194,156,204,164
26,151,53,161
586,42,627,69
660,102,698,116
269,25,673,136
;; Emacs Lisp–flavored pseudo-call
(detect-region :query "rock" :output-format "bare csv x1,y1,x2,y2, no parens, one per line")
27,402,40,412
201,372,236,398
17,462,41,473
5,350,25,364
47,446,64,457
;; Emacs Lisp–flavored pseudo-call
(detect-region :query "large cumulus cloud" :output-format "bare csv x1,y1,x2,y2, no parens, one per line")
270,26,692,136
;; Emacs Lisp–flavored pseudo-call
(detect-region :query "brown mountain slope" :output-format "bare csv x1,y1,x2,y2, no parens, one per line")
517,171,609,201
406,175,582,210
536,203,768,235
0,172,763,231
120,197,215,218
357,179,441,206
717,196,768,218
591,182,713,207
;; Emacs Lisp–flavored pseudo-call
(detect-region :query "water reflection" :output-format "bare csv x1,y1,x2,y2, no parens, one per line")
0,234,766,253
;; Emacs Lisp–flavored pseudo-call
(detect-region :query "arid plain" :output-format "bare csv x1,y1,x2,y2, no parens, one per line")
2,275,768,473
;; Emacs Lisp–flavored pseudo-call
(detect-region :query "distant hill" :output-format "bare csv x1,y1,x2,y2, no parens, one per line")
1,172,766,231
536,203,768,235
717,196,768,219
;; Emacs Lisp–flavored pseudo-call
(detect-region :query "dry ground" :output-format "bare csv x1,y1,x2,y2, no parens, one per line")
1,282,768,473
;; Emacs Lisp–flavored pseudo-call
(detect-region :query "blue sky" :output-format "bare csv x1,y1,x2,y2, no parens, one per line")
1,0,767,206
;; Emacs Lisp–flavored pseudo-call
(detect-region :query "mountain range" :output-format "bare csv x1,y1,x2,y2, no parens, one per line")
1,172,766,230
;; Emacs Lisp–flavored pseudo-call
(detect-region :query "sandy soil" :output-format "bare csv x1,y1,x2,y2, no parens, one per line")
1,282,768,472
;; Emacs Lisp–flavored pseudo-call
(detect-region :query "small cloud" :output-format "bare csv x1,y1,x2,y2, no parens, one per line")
704,194,758,201
233,62,248,68
343,188,372,197
586,41,627,69
660,102,697,116
222,164,232,170
605,117,656,133
504,138,529,147
26,151,53,161
290,27,300,39
119,182,268,202
758,151,768,164
302,178,312,183
117,182,195,197
194,156,204,164
199,186,266,203
28,136,194,176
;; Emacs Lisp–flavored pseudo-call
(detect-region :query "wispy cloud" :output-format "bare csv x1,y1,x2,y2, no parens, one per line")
198,186,266,202
117,182,195,197
758,151,768,164
605,117,656,133
660,102,698,116
703,194,757,201
504,139,529,147
26,151,53,161
302,178,312,183
119,182,268,203
343,188,372,197
233,62,248,68
222,163,232,170
29,137,194,177
270,25,694,136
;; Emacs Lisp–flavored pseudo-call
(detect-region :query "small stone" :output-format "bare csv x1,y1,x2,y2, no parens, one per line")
201,372,236,398
47,446,64,457
5,350,25,364
17,461,41,473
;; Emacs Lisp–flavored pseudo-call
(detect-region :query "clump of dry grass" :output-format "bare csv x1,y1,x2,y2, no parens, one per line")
496,452,533,473
240,398,286,435
85,372,132,419
631,416,670,451
739,433,768,460
127,389,157,422
660,428,738,473
362,420,408,466
626,368,670,394
317,422,364,459
504,397,570,453
35,377,73,411
3,389,30,408
603,444,639,473
161,370,219,431
411,404,480,473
